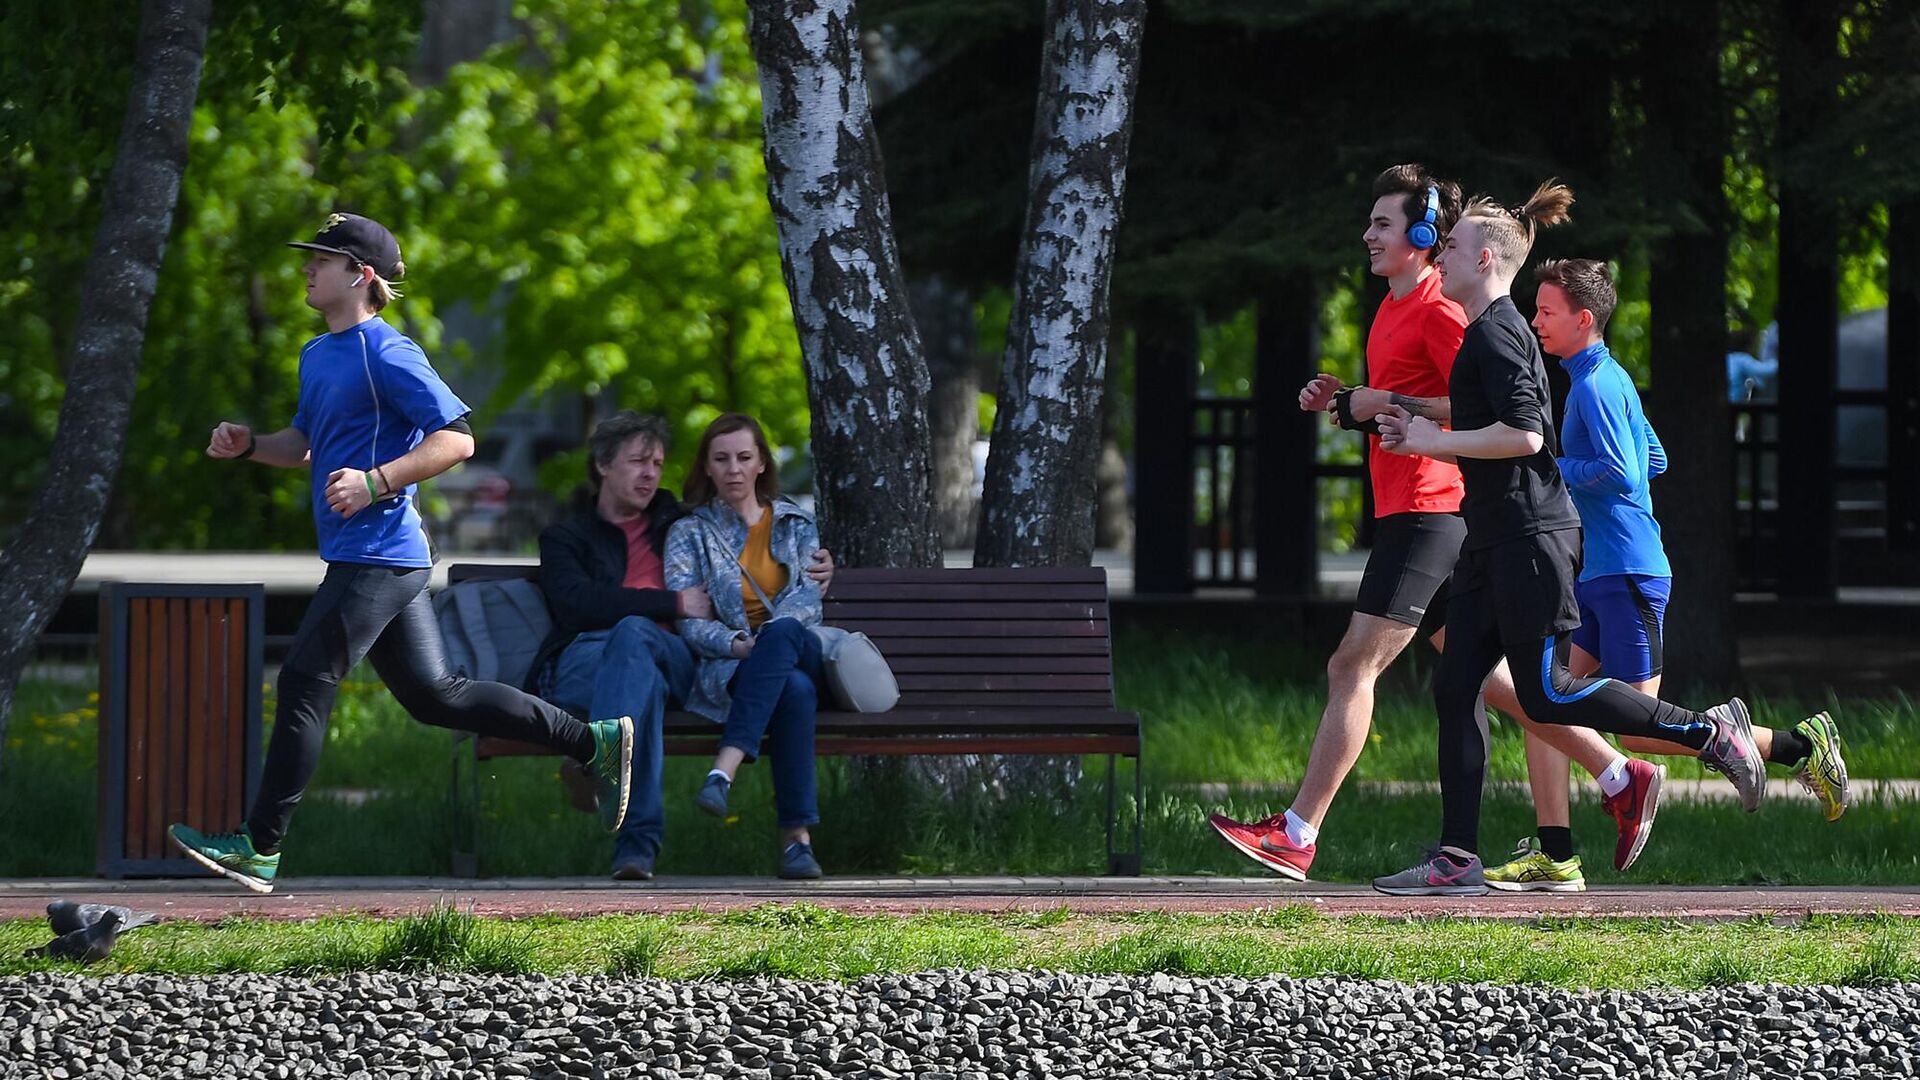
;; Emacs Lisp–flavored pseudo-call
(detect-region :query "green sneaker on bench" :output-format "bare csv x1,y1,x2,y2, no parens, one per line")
168,823,279,894
586,716,636,832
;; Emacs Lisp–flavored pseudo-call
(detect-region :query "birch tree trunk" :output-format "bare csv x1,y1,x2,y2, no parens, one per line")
911,276,982,550
0,0,212,744
974,0,1147,568
746,0,940,568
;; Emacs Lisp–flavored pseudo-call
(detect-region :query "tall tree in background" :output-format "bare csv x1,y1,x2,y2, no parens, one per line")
746,0,940,567
910,277,984,549
974,0,1146,568
0,0,212,738
1643,0,1736,685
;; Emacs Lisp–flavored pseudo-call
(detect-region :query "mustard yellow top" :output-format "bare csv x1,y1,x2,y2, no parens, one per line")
739,508,790,630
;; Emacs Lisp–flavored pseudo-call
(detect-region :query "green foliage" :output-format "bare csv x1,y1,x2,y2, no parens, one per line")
1,0,802,550
404,0,806,491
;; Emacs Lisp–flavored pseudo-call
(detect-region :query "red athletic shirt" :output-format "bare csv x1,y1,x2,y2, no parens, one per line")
1365,272,1467,516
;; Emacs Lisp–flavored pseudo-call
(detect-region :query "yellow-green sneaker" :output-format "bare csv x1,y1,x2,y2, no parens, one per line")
168,823,279,894
1484,837,1586,893
1794,711,1850,822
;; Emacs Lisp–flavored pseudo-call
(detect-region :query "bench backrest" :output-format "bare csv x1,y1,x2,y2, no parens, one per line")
445,563,1117,710
823,567,1115,711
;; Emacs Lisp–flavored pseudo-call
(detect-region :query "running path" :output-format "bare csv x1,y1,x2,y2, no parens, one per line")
2,877,1915,923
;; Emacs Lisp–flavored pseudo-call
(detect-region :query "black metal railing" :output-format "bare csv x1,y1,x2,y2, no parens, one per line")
1732,393,1888,591
1187,397,1365,589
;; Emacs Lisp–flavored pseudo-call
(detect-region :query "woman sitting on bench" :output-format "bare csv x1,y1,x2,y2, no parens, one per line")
664,413,829,879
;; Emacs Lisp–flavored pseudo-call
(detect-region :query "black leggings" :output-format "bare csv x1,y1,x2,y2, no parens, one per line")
246,562,594,852
1434,584,1717,856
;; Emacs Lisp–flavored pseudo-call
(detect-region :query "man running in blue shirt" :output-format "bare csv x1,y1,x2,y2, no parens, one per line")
168,214,641,893
1485,259,1850,892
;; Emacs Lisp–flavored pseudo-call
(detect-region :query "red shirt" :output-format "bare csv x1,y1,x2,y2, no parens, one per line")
1365,272,1467,516
616,514,666,591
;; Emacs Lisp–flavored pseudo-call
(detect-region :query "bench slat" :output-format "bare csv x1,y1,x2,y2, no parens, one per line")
652,736,1138,757
887,656,1111,674
837,619,1107,638
895,673,1114,691
893,691,1116,707
862,637,1112,657
827,601,1106,620
823,582,1108,602
831,568,1107,584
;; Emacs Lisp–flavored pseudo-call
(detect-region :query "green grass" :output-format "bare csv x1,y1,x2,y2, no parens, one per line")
2,904,1917,988
3,632,1917,883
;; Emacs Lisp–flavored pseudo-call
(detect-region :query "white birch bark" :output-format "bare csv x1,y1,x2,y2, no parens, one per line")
975,0,1146,568
747,0,940,568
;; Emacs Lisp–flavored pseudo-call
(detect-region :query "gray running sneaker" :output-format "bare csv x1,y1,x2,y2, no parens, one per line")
1372,847,1488,897
1699,698,1766,812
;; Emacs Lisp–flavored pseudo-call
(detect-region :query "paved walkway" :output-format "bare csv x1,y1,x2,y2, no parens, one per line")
3,877,1915,923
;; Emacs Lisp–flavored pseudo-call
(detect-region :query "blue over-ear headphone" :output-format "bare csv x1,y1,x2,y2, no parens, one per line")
1407,185,1440,250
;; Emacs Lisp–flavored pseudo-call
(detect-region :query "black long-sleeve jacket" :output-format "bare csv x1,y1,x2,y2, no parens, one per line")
527,491,688,689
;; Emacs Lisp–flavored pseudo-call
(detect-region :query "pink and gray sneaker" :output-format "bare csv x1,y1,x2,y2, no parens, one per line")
1699,698,1766,812
1372,847,1488,897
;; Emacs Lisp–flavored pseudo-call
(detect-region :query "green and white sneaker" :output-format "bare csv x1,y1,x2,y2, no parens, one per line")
1484,837,1587,893
586,716,635,832
168,823,279,894
1794,711,1850,822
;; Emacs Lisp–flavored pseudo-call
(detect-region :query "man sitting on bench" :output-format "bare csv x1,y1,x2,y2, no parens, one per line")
531,411,833,880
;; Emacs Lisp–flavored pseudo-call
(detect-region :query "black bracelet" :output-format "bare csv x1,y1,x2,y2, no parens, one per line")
1332,389,1383,435
237,432,257,460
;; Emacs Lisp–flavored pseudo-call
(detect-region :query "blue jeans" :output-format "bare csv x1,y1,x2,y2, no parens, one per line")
723,618,825,829
541,617,694,865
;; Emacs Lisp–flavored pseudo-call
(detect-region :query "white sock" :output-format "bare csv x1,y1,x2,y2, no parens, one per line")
1597,757,1632,798
707,768,731,784
1282,808,1318,848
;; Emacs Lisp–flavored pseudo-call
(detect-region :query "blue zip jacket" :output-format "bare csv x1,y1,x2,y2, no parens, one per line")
1556,342,1671,580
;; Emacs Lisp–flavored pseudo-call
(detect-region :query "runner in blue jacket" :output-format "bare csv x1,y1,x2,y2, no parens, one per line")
1485,259,1850,892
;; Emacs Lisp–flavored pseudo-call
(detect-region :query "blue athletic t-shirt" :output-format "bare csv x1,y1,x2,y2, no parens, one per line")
291,316,469,567
1556,342,1671,581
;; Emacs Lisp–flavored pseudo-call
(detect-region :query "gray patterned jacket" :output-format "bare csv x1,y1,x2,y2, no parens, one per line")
663,497,824,722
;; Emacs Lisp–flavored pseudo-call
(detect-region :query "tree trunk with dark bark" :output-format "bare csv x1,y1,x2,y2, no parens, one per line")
1889,201,1920,553
1642,0,1736,687
1773,0,1843,598
0,0,212,744
974,0,1147,568
911,276,981,550
746,0,940,569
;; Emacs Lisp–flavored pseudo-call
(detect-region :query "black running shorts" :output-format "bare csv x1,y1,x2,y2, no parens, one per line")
1449,526,1584,643
1353,512,1468,628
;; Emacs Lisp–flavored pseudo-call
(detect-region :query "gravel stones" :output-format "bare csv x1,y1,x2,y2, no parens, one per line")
0,972,1912,1078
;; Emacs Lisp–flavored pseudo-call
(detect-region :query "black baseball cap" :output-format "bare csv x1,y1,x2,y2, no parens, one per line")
288,212,405,280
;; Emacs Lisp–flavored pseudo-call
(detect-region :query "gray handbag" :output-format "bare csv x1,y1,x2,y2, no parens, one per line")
720,522,900,713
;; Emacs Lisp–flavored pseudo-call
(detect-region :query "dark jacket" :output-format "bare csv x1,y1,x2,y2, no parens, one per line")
528,490,689,688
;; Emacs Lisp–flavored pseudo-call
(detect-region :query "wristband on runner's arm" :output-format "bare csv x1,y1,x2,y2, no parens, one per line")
1332,387,1383,435
237,431,256,460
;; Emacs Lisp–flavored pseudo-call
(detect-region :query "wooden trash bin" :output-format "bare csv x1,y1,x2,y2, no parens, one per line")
96,583,264,877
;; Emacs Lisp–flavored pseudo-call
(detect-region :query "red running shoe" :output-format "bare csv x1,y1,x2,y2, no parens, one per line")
1207,812,1314,881
1600,758,1665,872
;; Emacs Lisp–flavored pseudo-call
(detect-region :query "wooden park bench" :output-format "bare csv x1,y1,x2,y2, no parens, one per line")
444,564,1144,876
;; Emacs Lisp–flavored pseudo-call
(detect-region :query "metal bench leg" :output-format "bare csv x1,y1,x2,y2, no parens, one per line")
1105,753,1141,877
450,733,480,878
1104,753,1117,874
1131,751,1145,876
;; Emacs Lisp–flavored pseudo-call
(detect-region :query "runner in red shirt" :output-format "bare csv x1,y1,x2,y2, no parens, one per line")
1208,166,1659,883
